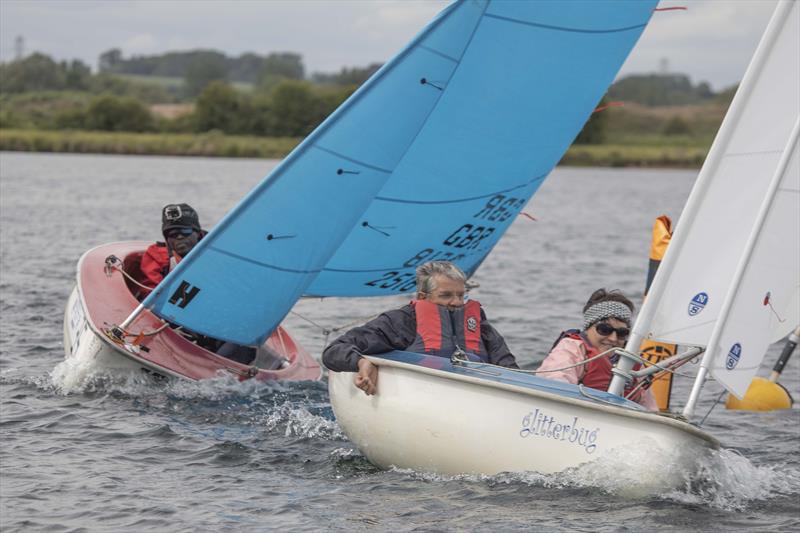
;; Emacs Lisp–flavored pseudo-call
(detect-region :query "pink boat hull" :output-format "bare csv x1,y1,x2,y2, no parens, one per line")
63,242,322,382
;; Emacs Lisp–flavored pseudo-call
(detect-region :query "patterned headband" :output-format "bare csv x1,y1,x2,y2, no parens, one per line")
583,301,632,330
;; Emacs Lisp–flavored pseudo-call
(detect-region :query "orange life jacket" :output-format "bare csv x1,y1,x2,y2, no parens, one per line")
407,299,486,360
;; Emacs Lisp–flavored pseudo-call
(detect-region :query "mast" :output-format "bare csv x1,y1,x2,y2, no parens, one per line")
683,117,799,417
609,0,795,399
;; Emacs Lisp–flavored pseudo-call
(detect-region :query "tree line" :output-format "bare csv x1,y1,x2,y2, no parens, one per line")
0,48,735,142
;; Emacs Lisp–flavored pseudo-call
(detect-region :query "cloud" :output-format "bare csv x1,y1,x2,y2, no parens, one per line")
0,0,780,89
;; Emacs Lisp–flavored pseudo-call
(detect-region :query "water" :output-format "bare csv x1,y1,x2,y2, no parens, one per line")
1,152,798,532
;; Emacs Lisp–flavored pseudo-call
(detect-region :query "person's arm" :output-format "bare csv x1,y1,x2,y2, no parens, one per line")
322,308,415,372
479,308,519,368
535,338,585,384
323,308,415,396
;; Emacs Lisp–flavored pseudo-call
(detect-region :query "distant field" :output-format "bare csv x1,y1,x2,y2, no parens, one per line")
0,129,299,158
149,103,194,119
604,101,726,141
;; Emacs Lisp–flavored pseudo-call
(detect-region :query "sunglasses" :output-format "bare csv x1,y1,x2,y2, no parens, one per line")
594,322,630,339
165,228,195,239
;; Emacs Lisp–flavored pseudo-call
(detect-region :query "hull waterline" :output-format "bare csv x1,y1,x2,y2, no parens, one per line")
329,352,718,476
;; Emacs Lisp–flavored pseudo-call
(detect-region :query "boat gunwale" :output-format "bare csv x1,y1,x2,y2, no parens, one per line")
364,353,720,447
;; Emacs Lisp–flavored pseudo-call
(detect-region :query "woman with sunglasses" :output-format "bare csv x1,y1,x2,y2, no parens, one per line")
536,289,657,410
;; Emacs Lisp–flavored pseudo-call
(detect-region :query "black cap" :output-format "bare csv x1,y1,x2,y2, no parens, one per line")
162,203,201,233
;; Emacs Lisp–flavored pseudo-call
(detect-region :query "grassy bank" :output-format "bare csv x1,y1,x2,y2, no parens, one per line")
0,128,709,167
0,129,300,158
562,144,708,168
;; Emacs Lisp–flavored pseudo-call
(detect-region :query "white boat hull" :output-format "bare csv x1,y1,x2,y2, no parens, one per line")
63,285,183,377
329,353,718,476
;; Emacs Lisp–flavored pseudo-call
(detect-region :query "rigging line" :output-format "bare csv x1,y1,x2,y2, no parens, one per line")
763,292,787,323
629,349,701,377
593,101,624,114
699,390,727,427
625,354,699,399
289,310,380,336
105,258,153,292
501,348,620,375
289,310,331,335
636,317,717,338
654,6,687,11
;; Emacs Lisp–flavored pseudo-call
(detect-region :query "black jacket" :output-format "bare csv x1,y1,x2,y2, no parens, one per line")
322,303,518,371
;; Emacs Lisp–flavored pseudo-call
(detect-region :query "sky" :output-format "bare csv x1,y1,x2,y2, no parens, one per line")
0,0,779,91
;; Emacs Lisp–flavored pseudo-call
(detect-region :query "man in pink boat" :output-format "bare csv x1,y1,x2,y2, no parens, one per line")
140,203,204,293
536,288,658,410
139,203,265,365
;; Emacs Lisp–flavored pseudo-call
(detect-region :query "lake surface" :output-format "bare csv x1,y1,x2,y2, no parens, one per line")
1,152,798,532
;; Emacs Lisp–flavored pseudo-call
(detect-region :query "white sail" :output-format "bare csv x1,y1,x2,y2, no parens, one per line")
631,0,800,349
709,123,799,398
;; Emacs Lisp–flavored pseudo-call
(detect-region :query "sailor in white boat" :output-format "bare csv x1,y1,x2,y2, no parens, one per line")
536,289,658,410
322,261,518,395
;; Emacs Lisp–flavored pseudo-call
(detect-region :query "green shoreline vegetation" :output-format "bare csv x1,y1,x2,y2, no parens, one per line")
0,129,301,159
0,50,732,168
0,128,710,168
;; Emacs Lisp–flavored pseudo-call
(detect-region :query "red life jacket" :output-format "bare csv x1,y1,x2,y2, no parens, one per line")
140,242,182,291
558,330,648,402
407,299,487,360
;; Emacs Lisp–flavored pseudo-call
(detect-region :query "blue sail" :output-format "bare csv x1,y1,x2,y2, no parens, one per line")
308,0,658,296
141,0,657,346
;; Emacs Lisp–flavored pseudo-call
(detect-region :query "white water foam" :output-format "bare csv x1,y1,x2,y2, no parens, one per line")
263,403,345,441
49,354,156,396
388,442,800,511
661,447,800,511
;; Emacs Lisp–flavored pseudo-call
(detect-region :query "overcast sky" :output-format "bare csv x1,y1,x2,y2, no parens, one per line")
0,0,779,91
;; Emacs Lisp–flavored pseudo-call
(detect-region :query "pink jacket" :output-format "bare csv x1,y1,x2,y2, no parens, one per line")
537,337,658,411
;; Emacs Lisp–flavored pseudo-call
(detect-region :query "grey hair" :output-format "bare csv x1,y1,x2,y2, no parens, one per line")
416,261,467,294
